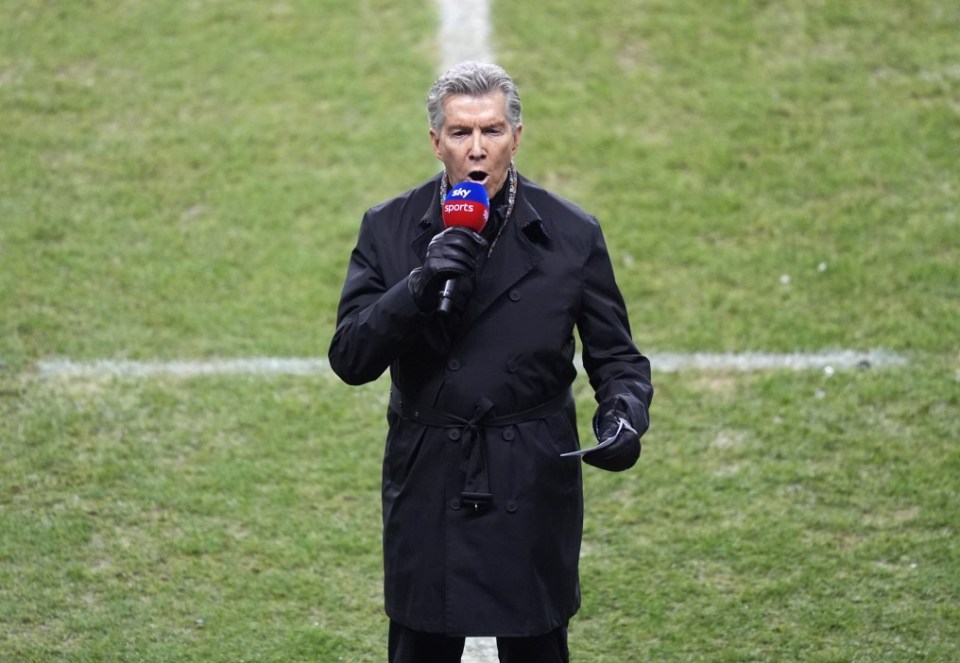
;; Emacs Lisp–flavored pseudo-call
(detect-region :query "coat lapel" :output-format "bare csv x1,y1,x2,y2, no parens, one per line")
411,179,444,260
460,189,545,329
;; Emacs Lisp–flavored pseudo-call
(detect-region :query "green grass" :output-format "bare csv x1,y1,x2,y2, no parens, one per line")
2,0,959,660
1,375,388,660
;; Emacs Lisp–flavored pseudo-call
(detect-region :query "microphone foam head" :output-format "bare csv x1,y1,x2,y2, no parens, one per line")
442,180,489,233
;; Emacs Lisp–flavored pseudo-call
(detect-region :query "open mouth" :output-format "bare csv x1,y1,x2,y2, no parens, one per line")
468,170,488,182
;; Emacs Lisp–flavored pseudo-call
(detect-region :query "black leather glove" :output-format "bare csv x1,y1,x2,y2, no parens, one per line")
408,226,487,313
584,397,647,472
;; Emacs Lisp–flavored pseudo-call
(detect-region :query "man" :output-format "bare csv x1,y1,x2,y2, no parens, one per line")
329,61,653,663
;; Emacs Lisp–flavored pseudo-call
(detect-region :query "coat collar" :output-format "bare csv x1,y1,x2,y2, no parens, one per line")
416,173,551,328
510,180,550,245
413,173,550,256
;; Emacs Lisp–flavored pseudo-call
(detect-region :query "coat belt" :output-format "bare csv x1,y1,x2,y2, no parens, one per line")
388,388,573,511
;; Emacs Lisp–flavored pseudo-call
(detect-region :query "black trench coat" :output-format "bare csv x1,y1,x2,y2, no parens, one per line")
329,173,652,637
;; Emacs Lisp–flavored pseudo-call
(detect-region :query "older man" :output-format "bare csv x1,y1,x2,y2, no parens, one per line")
329,61,653,663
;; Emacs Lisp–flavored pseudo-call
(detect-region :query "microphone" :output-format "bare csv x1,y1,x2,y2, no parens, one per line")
438,181,489,314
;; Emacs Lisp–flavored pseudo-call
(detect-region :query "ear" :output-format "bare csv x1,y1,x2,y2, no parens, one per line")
430,128,442,160
511,124,523,156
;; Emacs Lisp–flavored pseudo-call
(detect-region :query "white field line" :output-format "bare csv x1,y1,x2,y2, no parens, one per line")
35,357,330,379
436,0,493,71
652,349,907,372
463,636,498,661
34,351,906,379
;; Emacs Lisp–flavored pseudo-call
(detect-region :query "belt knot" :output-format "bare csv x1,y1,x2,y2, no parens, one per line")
388,388,573,514
459,397,495,512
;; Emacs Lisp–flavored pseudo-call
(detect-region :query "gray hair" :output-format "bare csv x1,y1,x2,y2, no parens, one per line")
427,61,522,134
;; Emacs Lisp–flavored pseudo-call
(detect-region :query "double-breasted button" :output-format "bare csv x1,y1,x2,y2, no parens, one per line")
505,500,518,513
450,498,462,511
447,359,461,371
448,429,461,441
502,428,515,441
508,289,521,302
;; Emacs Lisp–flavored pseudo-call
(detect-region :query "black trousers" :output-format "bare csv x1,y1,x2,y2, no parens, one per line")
388,620,570,663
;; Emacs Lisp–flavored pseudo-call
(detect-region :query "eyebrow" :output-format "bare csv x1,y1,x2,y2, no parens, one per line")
447,120,508,132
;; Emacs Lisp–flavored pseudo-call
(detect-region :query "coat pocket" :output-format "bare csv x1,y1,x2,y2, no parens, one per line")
384,418,429,489
542,408,581,456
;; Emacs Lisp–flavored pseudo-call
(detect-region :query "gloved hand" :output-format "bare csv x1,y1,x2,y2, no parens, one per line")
408,226,487,313
584,397,647,472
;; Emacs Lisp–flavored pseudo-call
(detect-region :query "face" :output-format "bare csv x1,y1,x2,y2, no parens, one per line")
430,91,522,200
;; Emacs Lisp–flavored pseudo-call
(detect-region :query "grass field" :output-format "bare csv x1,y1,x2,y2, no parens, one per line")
2,1,959,660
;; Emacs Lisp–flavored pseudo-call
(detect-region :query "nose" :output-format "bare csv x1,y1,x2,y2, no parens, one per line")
468,129,485,160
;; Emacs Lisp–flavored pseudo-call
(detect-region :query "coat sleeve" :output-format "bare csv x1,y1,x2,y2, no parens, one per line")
576,221,653,432
328,210,428,385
